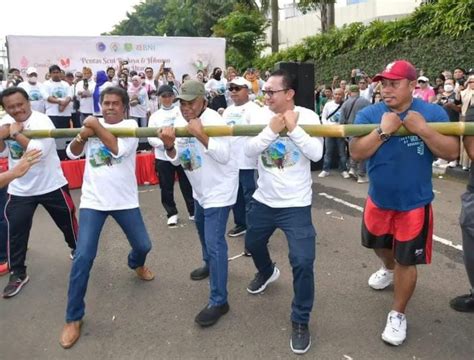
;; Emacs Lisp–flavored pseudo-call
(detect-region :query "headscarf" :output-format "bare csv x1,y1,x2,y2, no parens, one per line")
93,70,108,114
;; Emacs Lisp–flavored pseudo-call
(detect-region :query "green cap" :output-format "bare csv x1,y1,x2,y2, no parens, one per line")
349,84,360,93
176,80,206,101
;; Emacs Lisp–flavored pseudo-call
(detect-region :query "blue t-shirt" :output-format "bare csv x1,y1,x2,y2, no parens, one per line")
354,98,449,211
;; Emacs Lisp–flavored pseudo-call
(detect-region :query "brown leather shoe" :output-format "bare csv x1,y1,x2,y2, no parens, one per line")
59,320,83,349
135,266,155,281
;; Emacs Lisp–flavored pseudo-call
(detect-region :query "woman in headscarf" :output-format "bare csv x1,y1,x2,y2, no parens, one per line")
127,75,149,127
204,67,227,111
92,70,113,116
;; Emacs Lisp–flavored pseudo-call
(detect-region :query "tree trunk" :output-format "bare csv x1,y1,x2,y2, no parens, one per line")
320,2,328,33
271,0,279,53
328,1,335,30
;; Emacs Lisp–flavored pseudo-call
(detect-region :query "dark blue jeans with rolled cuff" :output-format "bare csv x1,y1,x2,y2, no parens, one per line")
245,199,316,324
232,169,257,228
322,137,347,172
66,207,152,322
194,201,231,307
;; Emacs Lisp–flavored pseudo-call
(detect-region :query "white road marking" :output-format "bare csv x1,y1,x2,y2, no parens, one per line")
318,192,463,252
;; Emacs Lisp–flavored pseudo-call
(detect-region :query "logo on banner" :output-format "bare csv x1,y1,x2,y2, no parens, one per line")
124,43,133,52
110,42,119,52
60,58,71,68
96,42,106,52
20,56,29,68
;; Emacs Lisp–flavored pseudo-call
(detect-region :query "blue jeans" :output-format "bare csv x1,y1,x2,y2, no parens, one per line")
232,170,257,228
66,208,152,322
0,187,7,263
194,201,231,306
245,199,316,324
322,138,347,172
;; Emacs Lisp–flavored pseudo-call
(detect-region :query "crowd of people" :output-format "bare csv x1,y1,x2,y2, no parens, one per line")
0,59,473,355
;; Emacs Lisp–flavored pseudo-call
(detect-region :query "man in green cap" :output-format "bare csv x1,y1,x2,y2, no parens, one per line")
159,80,239,327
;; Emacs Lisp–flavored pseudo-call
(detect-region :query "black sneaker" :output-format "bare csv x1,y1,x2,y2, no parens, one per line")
290,322,311,354
450,292,474,312
190,265,209,281
246,265,280,294
195,303,229,327
3,274,30,298
227,225,246,237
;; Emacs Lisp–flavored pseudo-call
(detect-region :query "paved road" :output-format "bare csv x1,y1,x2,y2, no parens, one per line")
1,173,473,360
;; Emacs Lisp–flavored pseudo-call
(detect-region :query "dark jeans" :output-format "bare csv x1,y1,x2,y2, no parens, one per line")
322,138,347,172
155,159,194,218
194,202,231,306
0,187,7,263
349,157,367,176
460,191,474,290
49,115,71,129
245,199,316,324
232,169,257,228
66,207,152,321
71,112,81,128
5,185,78,275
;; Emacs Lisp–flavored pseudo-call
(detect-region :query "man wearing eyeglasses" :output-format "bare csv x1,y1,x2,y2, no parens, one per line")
244,69,323,354
349,60,459,346
221,77,260,242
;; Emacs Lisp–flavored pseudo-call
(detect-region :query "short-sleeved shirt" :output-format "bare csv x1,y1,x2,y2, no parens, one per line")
354,98,449,211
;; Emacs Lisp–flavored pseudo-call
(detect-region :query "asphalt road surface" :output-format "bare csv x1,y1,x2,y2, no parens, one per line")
1,172,473,360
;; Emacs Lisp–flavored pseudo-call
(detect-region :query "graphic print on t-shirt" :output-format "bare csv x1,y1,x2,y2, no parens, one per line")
29,89,43,101
225,110,245,126
261,138,300,169
52,86,67,99
178,138,202,171
88,139,122,168
7,141,24,159
400,135,425,156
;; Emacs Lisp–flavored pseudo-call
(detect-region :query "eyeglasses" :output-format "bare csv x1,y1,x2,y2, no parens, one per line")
418,80,427,84
262,89,288,97
228,86,244,92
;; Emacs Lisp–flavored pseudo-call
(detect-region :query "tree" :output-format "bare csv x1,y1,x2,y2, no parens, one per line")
212,5,269,71
271,0,279,53
298,0,336,33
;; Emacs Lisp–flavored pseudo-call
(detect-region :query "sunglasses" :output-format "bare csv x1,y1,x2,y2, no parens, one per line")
229,86,245,92
418,80,427,84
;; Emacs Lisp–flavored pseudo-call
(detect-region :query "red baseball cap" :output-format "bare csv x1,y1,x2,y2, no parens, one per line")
372,60,417,82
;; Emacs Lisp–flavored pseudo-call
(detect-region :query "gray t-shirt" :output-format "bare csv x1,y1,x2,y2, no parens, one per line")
339,95,371,125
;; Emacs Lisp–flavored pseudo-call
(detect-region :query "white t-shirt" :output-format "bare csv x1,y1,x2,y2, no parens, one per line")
222,100,261,169
166,108,238,209
0,111,67,196
41,80,73,116
128,87,149,118
66,118,139,211
245,106,324,208
148,105,182,161
18,81,45,113
321,100,342,124
205,78,227,96
75,79,96,114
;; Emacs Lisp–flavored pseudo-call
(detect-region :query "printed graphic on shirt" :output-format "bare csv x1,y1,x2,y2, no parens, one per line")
29,89,43,101
225,110,245,126
261,138,300,169
87,139,122,168
177,138,202,171
51,86,67,99
8,141,24,160
400,136,425,156
328,110,341,124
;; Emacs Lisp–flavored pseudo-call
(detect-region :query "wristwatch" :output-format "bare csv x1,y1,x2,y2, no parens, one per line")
376,127,391,142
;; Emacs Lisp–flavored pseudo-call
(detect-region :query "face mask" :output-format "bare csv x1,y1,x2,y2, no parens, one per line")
28,76,38,84
444,84,454,92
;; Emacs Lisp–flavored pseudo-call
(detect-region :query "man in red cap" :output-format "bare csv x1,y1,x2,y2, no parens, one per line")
349,60,459,346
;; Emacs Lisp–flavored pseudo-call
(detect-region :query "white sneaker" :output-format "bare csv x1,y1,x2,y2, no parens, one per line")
357,175,369,184
433,159,448,166
318,170,330,178
188,215,195,221
348,168,357,178
368,267,394,290
448,160,457,168
341,171,350,179
167,214,178,227
381,310,407,346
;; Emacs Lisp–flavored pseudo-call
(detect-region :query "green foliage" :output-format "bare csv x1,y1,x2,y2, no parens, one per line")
255,0,474,81
212,5,269,71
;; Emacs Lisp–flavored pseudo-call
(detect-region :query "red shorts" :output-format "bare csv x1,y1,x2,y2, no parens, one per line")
362,196,433,265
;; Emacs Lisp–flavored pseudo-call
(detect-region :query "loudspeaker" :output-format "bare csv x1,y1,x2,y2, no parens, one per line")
274,62,315,110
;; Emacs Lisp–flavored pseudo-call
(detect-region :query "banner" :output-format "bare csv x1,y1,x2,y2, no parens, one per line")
6,35,226,80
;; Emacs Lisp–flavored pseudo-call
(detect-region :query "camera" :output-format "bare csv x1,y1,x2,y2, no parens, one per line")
457,78,465,86
163,67,171,73
83,78,89,89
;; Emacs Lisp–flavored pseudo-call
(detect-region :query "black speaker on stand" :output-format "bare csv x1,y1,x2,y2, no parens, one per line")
274,62,322,171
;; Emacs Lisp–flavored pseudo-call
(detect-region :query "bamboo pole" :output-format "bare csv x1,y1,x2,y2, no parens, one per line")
20,122,472,139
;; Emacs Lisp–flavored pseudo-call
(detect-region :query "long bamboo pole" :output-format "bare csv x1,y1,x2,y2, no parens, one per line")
20,122,473,139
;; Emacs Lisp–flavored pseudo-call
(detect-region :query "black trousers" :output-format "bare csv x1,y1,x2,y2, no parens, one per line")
155,159,194,218
49,116,71,129
5,185,78,275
